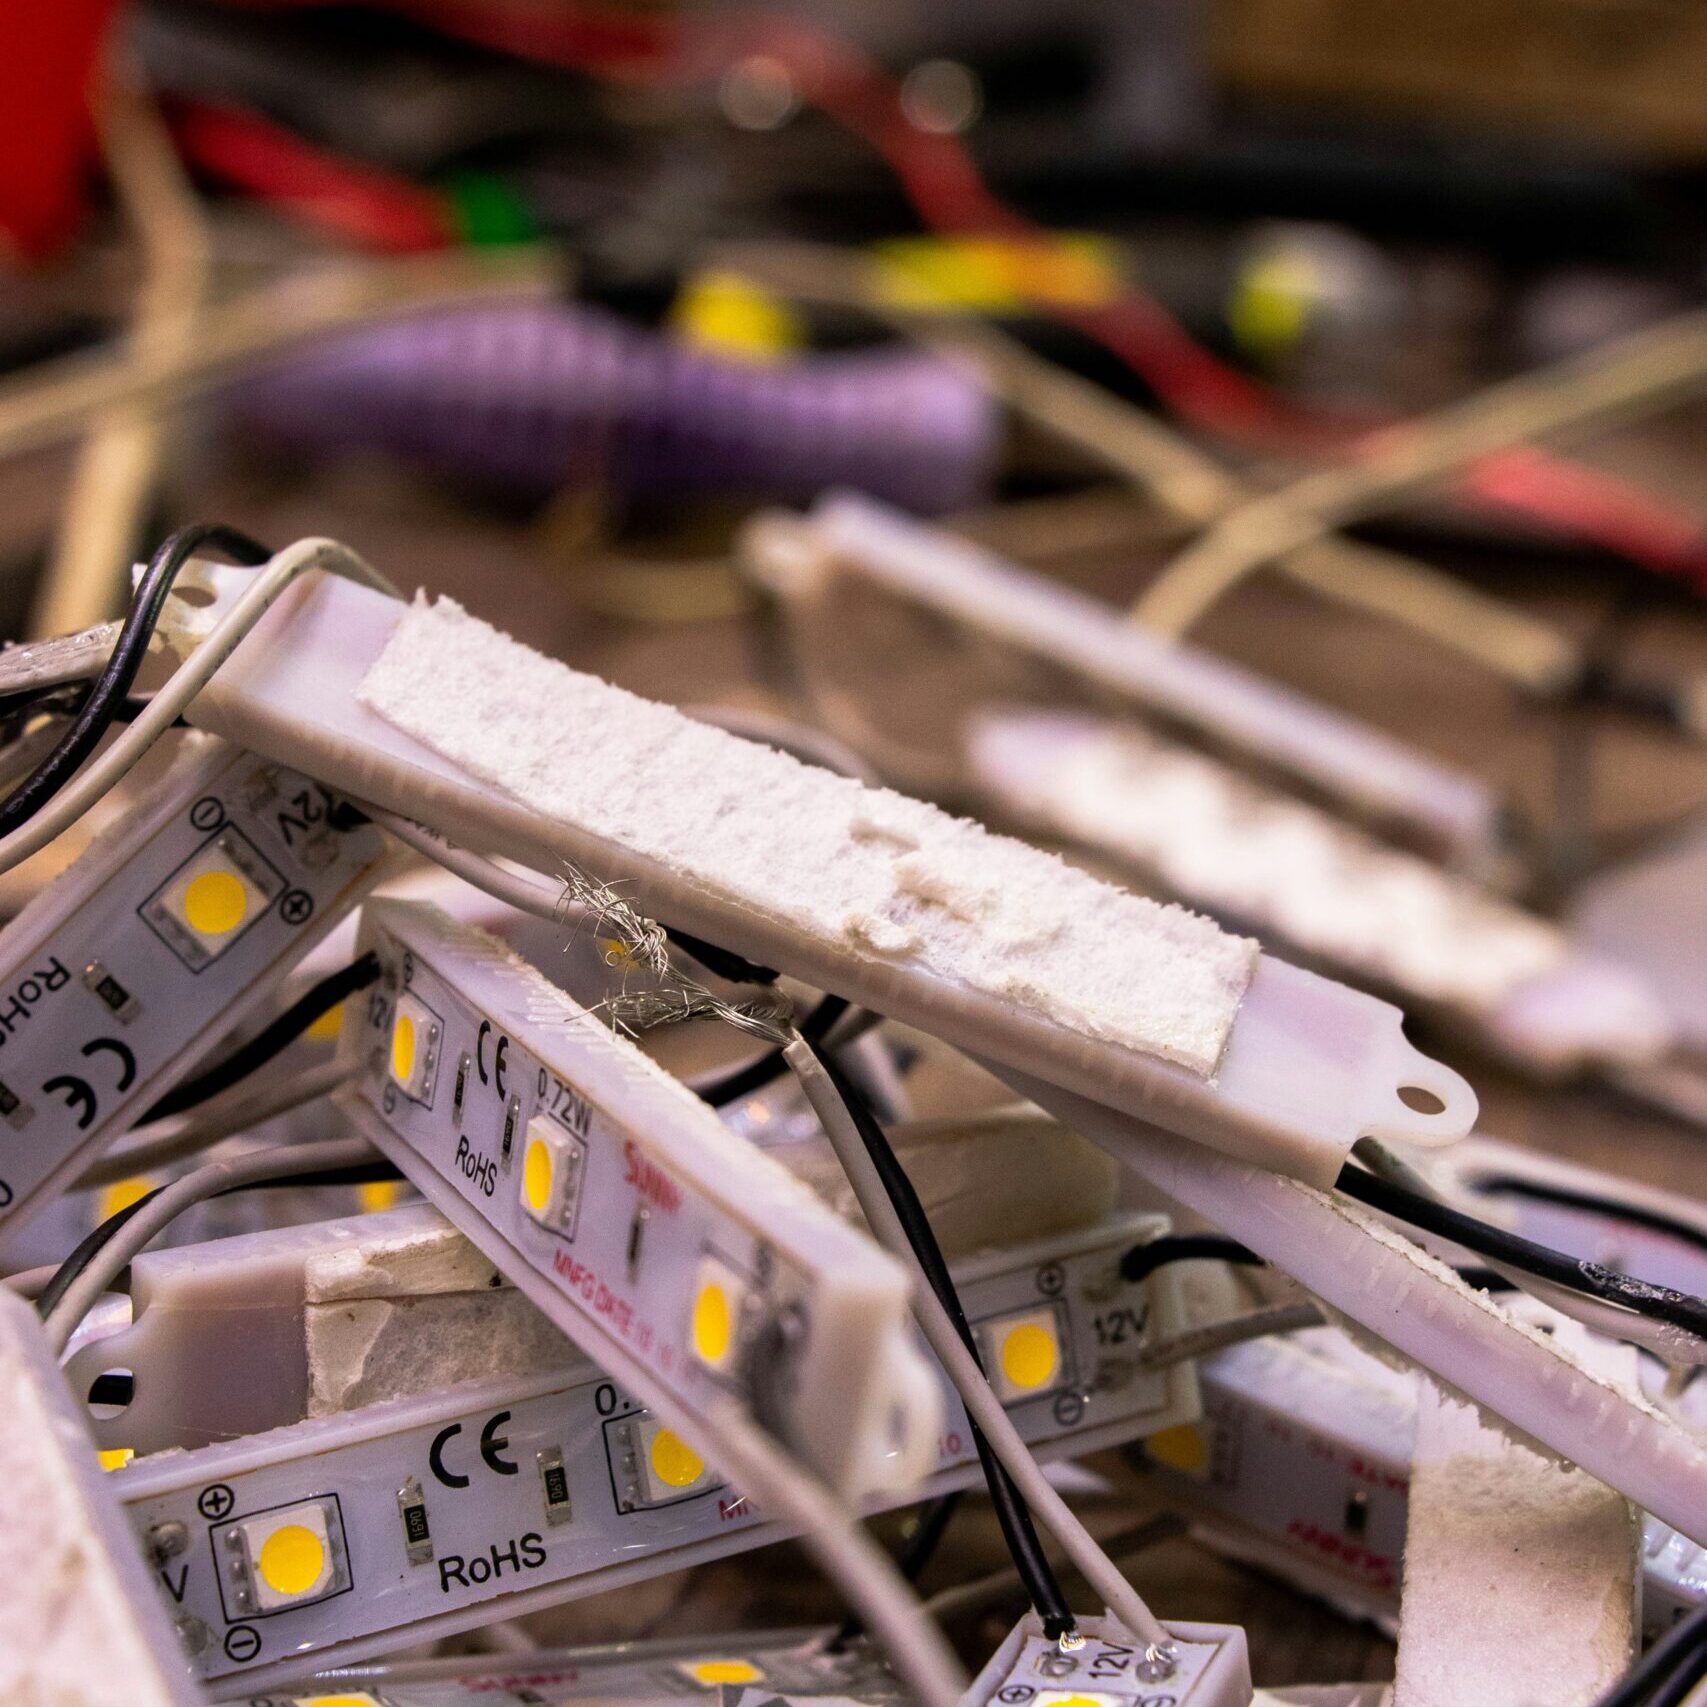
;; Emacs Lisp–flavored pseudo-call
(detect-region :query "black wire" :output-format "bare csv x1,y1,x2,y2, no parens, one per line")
35,1157,404,1325
1337,1163,1707,1341
1120,1232,1512,1294
1473,1174,1707,1263
702,993,850,1108
141,952,381,1124
1122,1235,1263,1284
1592,1605,1707,1707
0,524,271,837
663,928,779,987
806,1041,1077,1641
894,1487,963,1581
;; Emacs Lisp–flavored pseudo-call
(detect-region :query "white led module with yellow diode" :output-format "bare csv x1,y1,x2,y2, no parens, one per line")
338,898,943,1507
215,1496,352,1618
114,1199,1197,1688
142,829,285,971
606,1408,722,1511
973,1303,1071,1405
0,737,390,1246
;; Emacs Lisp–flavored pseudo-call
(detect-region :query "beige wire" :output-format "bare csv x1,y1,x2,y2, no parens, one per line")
29,72,210,641
1134,305,1707,639
722,240,1579,694
0,246,563,467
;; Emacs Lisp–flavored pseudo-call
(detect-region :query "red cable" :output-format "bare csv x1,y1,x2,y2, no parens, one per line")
171,100,455,252
205,0,1707,593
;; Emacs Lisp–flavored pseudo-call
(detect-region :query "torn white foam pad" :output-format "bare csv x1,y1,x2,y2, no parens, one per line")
971,709,1673,1071
0,1289,202,1707
358,596,1253,1078
160,562,1476,1184
1393,1382,1636,1707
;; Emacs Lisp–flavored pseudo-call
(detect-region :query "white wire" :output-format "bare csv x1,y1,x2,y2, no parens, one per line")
703,1407,967,1707
1136,1303,1325,1371
786,1039,1174,1653
0,537,391,880
76,1057,356,1188
43,1134,374,1353
366,807,566,921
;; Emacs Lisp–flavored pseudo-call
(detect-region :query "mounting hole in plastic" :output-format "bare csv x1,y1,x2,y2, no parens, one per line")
1397,1084,1447,1116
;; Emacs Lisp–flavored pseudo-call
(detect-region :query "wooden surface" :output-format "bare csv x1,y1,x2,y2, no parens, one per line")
176,460,1707,1688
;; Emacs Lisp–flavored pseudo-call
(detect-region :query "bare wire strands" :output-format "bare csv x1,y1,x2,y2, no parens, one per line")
366,806,794,1045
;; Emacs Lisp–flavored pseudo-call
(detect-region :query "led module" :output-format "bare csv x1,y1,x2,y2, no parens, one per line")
974,1304,1070,1405
518,1116,586,1237
141,830,283,971
688,1254,751,1376
218,1496,350,1617
606,1411,722,1511
386,992,442,1106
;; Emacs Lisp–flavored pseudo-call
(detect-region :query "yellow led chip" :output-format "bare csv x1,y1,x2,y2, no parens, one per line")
973,1304,1069,1404
518,1117,584,1236
689,1254,749,1374
681,1659,765,1687
224,1497,349,1615
293,1695,386,1707
259,1523,326,1596
142,831,283,969
609,1411,722,1510
387,992,441,1105
1036,1693,1123,1707
649,1426,705,1489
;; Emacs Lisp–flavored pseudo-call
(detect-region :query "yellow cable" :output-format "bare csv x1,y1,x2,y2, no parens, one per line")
1133,305,1707,639
724,240,1578,692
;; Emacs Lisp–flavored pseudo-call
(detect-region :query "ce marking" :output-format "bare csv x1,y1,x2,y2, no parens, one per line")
428,1410,517,1488
42,1037,138,1131
475,1021,509,1099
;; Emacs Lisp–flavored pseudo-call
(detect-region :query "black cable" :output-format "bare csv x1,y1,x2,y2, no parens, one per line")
1122,1234,1263,1284
702,993,850,1108
806,1041,1077,1641
1336,1163,1707,1342
35,1156,404,1324
1473,1174,1707,1263
663,928,779,987
1591,1604,1707,1707
0,524,271,837
141,952,381,1124
893,1487,963,1582
1119,1232,1512,1295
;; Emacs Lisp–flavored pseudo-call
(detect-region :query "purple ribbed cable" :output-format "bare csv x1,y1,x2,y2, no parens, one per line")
228,300,1000,513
